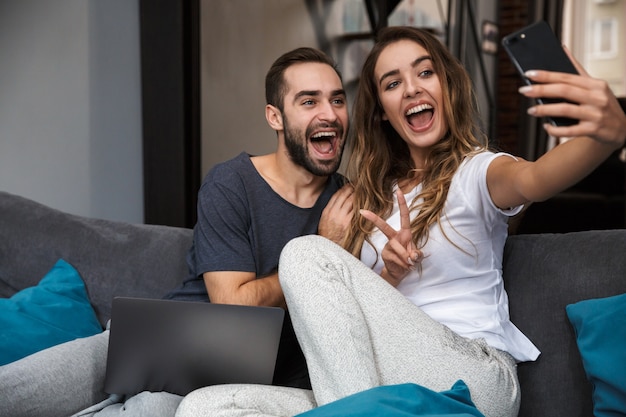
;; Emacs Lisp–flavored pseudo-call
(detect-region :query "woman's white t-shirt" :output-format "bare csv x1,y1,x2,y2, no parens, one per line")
360,151,540,362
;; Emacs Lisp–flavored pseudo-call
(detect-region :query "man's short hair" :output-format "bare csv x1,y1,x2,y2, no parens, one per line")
265,47,342,112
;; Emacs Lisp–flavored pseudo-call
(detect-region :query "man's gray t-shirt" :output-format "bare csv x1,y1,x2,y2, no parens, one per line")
166,152,345,388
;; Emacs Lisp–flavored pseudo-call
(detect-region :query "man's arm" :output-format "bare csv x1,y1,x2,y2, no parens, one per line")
203,271,286,309
202,181,353,309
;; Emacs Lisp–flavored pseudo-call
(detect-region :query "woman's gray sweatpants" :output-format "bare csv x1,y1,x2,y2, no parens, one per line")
176,235,520,417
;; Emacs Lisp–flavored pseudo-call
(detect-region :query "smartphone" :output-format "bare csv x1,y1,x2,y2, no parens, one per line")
501,20,579,126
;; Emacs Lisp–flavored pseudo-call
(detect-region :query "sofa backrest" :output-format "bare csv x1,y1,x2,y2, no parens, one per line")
0,191,194,326
503,230,626,417
3,191,625,415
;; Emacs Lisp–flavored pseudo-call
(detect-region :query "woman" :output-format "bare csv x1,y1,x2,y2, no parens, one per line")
176,27,625,417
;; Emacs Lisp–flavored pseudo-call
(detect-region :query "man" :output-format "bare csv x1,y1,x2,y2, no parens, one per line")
164,46,353,389
0,46,353,417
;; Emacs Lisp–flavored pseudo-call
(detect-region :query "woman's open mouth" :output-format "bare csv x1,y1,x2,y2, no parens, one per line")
406,103,434,131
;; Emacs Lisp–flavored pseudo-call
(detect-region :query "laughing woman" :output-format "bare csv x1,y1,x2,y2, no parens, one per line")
175,26,626,417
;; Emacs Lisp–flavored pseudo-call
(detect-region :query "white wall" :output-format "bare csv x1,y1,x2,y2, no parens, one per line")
0,0,143,223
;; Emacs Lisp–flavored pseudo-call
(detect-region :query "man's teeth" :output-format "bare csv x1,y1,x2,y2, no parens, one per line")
312,132,336,139
406,103,433,116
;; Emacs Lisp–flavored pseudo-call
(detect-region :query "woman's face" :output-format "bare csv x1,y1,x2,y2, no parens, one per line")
374,39,448,167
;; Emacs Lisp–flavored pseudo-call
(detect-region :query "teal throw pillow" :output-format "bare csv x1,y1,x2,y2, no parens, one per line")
0,259,103,365
296,380,484,417
566,293,626,417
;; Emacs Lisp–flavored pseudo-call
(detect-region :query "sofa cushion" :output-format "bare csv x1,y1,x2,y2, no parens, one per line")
0,259,103,365
295,380,484,417
566,293,626,417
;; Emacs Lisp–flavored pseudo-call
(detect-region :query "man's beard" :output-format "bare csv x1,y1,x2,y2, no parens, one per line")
283,117,344,177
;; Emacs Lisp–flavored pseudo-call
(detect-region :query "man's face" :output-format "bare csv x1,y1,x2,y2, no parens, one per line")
280,63,349,176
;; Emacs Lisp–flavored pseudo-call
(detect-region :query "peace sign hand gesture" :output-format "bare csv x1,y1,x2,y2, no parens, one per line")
360,189,423,287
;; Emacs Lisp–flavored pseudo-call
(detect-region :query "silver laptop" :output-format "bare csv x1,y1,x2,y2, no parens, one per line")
104,297,284,396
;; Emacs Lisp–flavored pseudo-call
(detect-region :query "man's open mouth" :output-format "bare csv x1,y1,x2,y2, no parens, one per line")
310,131,338,155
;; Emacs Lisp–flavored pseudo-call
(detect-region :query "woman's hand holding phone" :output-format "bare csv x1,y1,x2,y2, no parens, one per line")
519,62,626,148
503,21,626,148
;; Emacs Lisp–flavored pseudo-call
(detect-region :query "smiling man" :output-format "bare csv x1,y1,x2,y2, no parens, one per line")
164,46,353,390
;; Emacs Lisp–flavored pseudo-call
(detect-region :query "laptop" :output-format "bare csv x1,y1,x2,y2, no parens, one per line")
104,296,285,397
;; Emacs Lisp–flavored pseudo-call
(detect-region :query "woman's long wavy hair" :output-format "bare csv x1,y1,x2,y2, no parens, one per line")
343,26,489,257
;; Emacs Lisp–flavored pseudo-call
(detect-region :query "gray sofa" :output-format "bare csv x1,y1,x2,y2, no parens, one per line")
1,190,625,417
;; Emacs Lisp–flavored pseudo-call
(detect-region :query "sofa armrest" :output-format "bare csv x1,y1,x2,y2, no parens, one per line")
503,230,626,417
0,191,194,326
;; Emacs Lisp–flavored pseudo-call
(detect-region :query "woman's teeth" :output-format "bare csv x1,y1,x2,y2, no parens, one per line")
406,103,433,116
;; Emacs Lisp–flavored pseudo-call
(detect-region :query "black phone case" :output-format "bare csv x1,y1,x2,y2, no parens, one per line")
501,20,579,126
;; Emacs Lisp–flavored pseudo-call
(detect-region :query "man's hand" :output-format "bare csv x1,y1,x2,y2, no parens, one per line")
318,184,354,245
